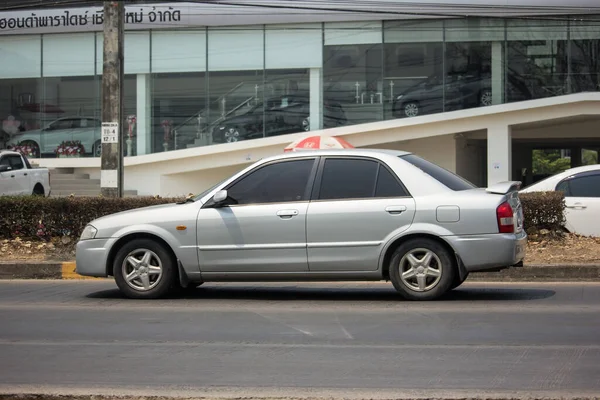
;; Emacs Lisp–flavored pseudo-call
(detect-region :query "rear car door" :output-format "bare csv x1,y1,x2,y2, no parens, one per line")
306,156,416,272
556,172,600,237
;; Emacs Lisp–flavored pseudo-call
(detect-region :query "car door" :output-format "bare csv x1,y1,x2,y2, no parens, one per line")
556,172,600,237
196,157,319,273
0,156,17,195
4,154,29,194
306,156,416,272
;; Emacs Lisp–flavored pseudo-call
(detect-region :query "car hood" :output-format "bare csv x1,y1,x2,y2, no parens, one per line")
6,129,42,143
89,202,197,236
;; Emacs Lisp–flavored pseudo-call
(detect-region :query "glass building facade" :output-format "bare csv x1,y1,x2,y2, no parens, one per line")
1,16,599,158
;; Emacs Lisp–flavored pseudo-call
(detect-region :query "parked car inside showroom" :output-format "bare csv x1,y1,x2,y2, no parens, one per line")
520,164,600,237
212,94,347,143
392,71,492,118
76,148,526,301
6,116,102,158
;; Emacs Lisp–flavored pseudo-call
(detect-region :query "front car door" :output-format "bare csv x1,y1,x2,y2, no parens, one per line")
197,157,319,273
1,154,28,195
556,172,600,237
306,156,416,272
0,156,17,195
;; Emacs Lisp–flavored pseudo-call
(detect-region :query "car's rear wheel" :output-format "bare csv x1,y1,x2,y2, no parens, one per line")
389,238,455,301
113,238,177,299
224,127,243,143
93,140,102,157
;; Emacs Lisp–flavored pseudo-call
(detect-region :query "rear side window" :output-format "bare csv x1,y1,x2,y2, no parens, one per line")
319,158,378,200
318,158,409,200
562,174,600,198
400,154,476,191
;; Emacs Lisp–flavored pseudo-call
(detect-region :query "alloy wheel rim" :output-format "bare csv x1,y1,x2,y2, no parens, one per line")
121,248,163,291
481,91,492,106
225,128,239,143
405,103,419,117
302,117,310,131
399,248,443,292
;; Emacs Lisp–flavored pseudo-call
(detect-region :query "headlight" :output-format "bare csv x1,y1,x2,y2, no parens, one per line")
80,225,98,241
396,95,404,100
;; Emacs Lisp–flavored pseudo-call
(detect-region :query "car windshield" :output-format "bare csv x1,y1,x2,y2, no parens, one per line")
400,154,477,191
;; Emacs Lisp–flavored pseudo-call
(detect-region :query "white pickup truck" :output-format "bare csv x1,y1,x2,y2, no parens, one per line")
0,150,50,196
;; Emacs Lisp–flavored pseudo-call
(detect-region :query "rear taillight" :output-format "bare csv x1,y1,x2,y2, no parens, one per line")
496,201,514,233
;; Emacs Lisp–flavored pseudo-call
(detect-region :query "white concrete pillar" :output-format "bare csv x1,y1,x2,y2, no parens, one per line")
491,42,504,106
136,74,152,155
487,124,512,186
309,68,322,131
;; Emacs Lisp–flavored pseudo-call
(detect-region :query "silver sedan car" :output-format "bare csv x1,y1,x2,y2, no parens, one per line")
76,149,527,301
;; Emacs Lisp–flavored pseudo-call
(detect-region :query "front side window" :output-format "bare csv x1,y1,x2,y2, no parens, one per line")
565,174,600,198
226,159,315,205
7,155,24,170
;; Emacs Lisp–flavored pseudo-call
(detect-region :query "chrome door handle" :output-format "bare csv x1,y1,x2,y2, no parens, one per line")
276,209,299,219
385,205,407,214
566,203,587,210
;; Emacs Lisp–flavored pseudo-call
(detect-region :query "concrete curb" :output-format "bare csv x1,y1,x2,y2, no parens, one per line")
0,261,104,280
0,261,599,281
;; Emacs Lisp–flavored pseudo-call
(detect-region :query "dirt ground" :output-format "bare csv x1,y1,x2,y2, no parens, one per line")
2,233,600,265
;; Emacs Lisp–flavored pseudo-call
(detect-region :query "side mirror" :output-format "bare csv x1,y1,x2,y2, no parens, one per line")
212,189,229,206
0,165,11,173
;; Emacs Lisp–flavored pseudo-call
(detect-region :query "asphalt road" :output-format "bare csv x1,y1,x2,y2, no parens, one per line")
1,280,600,399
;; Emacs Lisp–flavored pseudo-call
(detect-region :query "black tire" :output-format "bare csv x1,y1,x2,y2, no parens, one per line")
113,238,177,299
32,184,44,196
389,238,456,301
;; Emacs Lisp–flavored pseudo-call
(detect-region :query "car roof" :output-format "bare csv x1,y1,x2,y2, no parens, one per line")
521,164,600,191
259,148,412,163
0,150,21,157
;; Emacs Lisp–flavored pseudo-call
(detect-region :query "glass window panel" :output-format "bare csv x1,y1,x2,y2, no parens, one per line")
265,24,322,69
43,33,95,77
207,69,264,145
383,20,443,119
570,16,600,93
152,30,206,73
506,19,568,103
152,72,206,153
96,32,150,74
0,78,43,155
208,27,263,71
324,35,383,126
0,35,41,79
324,21,382,45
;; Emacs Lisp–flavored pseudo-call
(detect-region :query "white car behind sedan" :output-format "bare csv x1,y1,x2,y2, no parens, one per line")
520,164,600,237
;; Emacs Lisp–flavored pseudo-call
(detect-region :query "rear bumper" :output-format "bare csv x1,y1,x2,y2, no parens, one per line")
446,231,527,273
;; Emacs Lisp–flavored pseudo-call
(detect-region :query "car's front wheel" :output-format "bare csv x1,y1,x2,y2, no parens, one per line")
389,238,455,301
113,238,177,299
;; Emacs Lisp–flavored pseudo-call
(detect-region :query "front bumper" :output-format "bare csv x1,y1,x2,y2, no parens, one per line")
75,237,117,277
446,231,527,273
